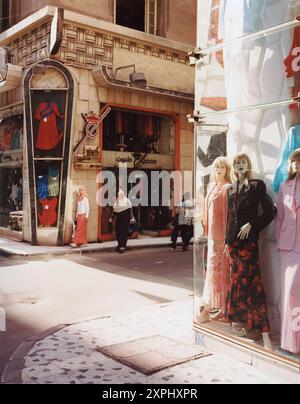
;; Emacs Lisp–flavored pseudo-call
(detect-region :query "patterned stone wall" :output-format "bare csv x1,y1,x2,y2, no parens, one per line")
56,24,190,69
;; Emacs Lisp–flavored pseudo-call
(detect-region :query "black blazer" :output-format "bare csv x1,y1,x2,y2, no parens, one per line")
225,179,277,245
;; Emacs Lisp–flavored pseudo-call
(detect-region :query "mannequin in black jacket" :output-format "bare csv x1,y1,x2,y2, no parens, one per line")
225,153,277,351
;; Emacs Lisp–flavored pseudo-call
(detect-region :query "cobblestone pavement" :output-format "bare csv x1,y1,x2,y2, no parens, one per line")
20,300,287,384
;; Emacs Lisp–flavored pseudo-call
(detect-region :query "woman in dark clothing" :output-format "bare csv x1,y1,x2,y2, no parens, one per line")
225,153,277,350
110,191,135,254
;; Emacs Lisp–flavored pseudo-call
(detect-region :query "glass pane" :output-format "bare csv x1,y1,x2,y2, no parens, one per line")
198,0,300,50
194,104,300,364
196,1,300,111
0,114,23,232
36,161,61,228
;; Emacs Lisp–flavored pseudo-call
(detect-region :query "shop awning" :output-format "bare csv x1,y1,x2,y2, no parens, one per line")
92,64,194,103
0,64,23,94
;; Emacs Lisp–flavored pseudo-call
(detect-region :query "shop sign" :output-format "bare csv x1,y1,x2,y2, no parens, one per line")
74,107,111,153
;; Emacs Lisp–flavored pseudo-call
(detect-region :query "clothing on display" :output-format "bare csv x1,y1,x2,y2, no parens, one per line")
226,240,271,333
273,125,300,193
11,129,22,150
284,27,300,79
38,197,58,226
276,178,300,354
0,131,12,151
37,175,48,200
219,0,263,40
225,179,276,333
35,102,64,151
48,167,60,198
226,180,277,245
283,27,300,110
203,183,230,311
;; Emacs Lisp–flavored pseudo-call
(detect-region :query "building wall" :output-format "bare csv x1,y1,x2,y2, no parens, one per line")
64,66,194,243
7,0,196,46
0,5,195,244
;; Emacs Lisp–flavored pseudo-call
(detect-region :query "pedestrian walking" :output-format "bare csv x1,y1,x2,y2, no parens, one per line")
178,192,194,251
109,190,135,254
71,185,89,248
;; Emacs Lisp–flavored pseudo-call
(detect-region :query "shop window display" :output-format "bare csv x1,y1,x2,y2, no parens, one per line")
30,89,66,229
0,114,23,231
194,0,300,364
103,110,174,155
31,90,66,158
35,162,61,228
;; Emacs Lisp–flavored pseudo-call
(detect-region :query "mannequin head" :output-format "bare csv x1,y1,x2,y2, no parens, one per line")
231,153,253,183
288,148,300,180
210,157,231,185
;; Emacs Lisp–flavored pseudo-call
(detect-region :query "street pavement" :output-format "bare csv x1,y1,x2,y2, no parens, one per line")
0,246,290,384
0,246,193,377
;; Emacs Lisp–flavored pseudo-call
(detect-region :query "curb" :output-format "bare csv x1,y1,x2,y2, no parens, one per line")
0,241,188,260
1,324,70,384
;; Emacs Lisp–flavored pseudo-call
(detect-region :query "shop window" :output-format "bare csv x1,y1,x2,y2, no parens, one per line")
115,0,157,35
30,90,66,229
103,109,174,155
0,114,23,231
194,0,300,367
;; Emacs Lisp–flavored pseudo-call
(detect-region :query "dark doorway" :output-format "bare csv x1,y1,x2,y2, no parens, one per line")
116,0,145,32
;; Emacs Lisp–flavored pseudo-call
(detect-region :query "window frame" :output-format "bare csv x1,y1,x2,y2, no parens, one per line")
114,0,158,35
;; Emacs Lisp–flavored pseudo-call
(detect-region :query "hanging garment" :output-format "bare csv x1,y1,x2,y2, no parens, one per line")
283,27,300,109
219,0,263,40
38,197,58,226
273,125,300,193
284,27,300,78
11,129,21,150
37,175,48,200
10,183,18,203
276,179,300,354
48,167,60,198
0,131,12,151
35,102,64,151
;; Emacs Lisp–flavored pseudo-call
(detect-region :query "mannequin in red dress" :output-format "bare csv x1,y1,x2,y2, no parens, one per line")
35,102,64,151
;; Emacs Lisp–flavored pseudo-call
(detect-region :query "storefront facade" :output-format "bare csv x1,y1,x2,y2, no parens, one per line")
0,3,195,245
192,0,300,380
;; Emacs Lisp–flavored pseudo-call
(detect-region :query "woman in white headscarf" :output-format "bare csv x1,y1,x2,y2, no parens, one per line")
109,190,135,254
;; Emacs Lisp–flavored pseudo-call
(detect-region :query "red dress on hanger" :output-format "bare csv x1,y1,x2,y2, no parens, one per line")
38,198,58,226
284,27,300,109
35,102,64,150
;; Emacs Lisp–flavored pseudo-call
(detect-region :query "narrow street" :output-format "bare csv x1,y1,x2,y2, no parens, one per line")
0,248,193,376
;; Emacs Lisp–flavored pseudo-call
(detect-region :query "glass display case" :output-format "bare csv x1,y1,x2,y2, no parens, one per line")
193,0,300,368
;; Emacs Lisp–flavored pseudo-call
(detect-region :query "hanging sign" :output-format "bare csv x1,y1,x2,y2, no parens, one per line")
73,106,111,153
